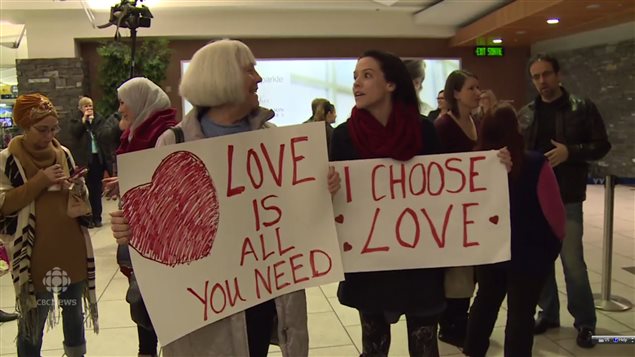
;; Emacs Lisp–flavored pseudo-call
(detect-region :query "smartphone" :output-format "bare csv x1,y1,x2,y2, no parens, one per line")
69,166,88,180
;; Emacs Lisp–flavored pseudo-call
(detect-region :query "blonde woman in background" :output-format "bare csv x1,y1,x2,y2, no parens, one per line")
305,98,337,150
473,89,498,121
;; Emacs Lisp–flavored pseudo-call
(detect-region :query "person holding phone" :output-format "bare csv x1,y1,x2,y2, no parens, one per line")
0,93,98,357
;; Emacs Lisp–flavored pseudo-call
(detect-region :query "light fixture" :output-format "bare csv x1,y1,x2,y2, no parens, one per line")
492,38,503,44
516,30,527,35
586,4,600,9
547,18,560,25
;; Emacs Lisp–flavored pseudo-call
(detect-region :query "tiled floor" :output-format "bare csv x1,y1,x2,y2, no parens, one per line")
0,185,633,356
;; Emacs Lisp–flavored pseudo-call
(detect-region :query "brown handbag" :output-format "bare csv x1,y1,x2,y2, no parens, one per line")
67,181,92,218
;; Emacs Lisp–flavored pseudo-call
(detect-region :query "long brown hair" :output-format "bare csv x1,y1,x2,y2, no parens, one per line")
444,69,477,118
475,103,524,180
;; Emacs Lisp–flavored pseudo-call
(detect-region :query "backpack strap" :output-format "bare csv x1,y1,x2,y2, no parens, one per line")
170,127,185,144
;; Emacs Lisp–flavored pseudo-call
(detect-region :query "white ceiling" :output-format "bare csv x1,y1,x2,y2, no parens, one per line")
1,0,509,20
0,0,510,85
414,0,509,26
3,0,434,12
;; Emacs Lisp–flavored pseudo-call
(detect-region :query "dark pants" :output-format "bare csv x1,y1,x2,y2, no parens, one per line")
439,298,470,339
86,154,105,224
245,299,277,357
359,311,439,357
464,264,549,357
128,296,157,356
17,282,86,357
138,325,158,356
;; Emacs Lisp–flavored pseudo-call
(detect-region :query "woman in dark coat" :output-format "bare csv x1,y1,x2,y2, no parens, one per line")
330,50,444,357
463,104,564,357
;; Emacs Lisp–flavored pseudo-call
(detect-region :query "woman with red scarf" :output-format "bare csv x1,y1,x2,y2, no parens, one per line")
108,77,178,357
330,50,444,357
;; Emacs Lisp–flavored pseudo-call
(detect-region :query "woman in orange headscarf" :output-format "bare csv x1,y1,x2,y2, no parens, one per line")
0,94,98,357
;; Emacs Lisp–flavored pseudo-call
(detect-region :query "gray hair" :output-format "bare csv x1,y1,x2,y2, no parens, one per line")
179,39,256,107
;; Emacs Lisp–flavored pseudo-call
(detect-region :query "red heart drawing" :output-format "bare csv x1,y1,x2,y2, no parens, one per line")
335,214,344,224
489,215,499,225
343,242,352,252
123,151,220,267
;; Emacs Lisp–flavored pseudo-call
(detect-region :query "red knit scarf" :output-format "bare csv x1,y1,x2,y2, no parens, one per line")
117,108,178,154
347,101,423,161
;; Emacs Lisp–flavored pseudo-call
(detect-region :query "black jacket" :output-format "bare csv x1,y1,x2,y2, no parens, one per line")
68,112,121,174
329,119,444,314
427,109,441,122
518,89,611,203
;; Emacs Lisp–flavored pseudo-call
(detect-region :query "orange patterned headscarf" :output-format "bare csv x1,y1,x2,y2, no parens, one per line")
13,93,58,129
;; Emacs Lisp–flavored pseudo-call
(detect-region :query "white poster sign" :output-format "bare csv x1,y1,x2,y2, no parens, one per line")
117,122,344,345
330,151,511,273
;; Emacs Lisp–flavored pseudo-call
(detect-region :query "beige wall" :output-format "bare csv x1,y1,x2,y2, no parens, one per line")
21,8,454,59
79,37,531,116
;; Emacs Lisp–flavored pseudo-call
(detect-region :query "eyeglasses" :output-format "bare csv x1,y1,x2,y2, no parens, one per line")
531,70,555,81
32,125,61,135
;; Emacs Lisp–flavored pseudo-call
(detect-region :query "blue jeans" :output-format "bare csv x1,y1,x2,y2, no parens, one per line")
537,202,597,329
17,281,87,357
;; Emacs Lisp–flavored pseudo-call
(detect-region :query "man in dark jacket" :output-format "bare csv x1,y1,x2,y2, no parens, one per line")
427,90,448,122
518,53,611,349
68,97,121,227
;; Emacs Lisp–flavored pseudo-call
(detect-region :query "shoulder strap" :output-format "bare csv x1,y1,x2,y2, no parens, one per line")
170,127,184,144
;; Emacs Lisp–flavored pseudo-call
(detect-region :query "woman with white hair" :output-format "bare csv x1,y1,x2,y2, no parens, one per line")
110,39,340,356
106,77,178,357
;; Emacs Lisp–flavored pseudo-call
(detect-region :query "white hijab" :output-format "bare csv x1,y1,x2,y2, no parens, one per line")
117,77,171,139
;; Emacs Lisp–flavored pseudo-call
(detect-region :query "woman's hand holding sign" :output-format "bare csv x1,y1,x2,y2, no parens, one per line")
327,166,341,196
110,210,131,245
497,147,513,173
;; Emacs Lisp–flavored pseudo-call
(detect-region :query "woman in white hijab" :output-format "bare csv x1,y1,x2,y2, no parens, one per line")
107,77,178,357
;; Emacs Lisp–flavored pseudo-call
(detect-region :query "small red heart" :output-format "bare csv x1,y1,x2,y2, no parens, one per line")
489,215,499,224
123,151,220,267
335,214,344,224
343,242,352,252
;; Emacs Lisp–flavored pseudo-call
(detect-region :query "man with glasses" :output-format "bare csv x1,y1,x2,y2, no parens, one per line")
427,90,448,122
518,53,611,349
68,97,120,228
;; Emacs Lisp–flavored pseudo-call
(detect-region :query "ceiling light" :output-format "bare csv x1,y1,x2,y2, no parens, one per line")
586,4,600,9
516,30,527,35
547,18,560,25
88,0,162,10
492,39,503,44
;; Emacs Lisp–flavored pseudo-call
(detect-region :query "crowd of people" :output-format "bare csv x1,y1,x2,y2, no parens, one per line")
0,39,610,357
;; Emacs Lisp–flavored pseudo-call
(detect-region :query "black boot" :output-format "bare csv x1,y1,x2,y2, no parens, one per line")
439,298,469,348
0,309,18,322
438,322,466,348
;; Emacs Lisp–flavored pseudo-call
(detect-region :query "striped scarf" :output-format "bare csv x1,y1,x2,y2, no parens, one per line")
0,147,98,342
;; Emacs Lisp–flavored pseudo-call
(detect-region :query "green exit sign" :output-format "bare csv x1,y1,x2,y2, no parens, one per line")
474,46,505,57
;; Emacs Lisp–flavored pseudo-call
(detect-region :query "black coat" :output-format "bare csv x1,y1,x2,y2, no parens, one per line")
68,112,121,174
518,89,611,203
329,119,445,314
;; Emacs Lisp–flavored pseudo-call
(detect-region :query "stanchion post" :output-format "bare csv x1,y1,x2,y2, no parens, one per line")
600,175,614,300
593,175,632,311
